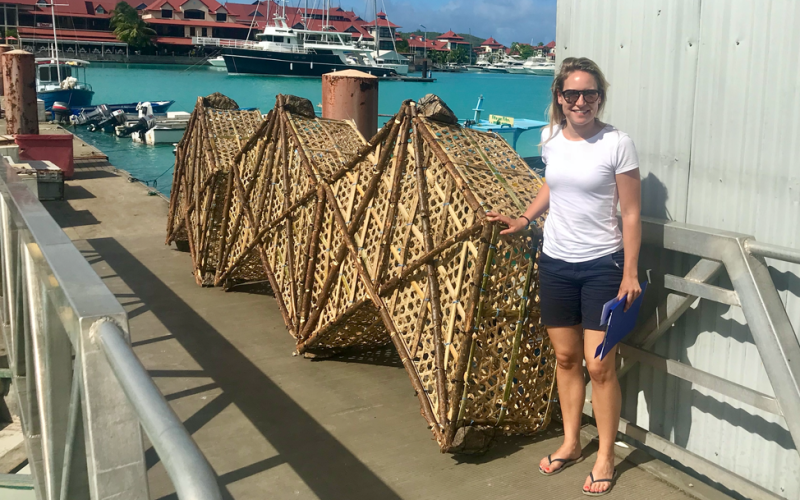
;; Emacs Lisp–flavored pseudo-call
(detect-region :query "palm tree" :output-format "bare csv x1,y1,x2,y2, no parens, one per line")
111,2,156,48
447,46,468,64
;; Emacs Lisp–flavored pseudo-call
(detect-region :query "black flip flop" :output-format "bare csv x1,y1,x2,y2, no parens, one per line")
538,454,584,476
582,469,618,496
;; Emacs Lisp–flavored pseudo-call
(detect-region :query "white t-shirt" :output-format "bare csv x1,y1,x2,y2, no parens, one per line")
541,123,639,263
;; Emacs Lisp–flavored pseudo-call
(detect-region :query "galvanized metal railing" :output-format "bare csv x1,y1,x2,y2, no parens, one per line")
584,217,800,500
0,160,222,500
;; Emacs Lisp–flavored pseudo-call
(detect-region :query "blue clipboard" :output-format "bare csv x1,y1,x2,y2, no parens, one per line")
595,281,648,360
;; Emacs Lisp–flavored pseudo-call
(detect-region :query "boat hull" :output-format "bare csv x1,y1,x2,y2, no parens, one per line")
530,68,555,76
38,88,94,111
75,101,175,115
222,48,397,78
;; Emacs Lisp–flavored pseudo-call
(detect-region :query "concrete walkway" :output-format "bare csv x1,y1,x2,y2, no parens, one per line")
41,159,714,500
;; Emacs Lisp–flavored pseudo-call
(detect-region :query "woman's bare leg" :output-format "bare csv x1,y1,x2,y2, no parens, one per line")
539,324,585,473
583,329,620,493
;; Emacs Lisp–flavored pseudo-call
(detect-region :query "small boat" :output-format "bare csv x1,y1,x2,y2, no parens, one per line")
462,95,547,151
36,58,94,111
208,56,226,67
75,100,175,115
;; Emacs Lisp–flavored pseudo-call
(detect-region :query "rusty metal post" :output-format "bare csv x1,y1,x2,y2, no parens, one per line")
0,45,14,96
2,49,38,135
322,69,378,139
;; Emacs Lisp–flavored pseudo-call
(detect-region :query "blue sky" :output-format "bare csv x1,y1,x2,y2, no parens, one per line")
375,0,557,46
239,1,559,46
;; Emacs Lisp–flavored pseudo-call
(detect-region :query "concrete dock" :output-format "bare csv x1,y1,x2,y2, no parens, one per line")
13,145,730,499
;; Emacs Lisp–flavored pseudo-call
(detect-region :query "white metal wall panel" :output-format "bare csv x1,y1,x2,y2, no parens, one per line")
556,1,800,498
556,0,701,222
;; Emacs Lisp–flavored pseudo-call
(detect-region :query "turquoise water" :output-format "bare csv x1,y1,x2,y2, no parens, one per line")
72,64,553,196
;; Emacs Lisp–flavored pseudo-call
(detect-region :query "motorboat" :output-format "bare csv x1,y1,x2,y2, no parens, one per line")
36,58,94,111
466,56,491,72
485,62,509,73
208,56,226,67
75,100,175,115
524,58,556,76
505,59,529,74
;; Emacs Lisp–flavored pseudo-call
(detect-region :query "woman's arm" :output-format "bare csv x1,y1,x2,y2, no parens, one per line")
616,169,642,310
486,182,550,235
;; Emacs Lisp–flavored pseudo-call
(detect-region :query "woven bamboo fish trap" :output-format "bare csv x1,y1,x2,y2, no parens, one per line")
165,94,264,285
203,94,557,452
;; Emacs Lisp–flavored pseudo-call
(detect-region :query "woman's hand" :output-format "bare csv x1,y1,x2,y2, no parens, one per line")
486,211,529,235
617,274,642,311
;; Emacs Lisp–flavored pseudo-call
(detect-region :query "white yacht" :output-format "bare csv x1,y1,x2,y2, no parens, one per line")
523,57,556,76
193,2,396,78
505,58,528,74
466,56,491,72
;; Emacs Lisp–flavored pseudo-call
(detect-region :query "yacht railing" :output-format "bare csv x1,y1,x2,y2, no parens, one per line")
583,217,800,500
192,36,308,54
0,159,221,499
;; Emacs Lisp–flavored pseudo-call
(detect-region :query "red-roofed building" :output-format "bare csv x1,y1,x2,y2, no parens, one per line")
0,0,406,57
361,11,399,50
477,36,505,56
406,33,449,60
436,30,469,51
141,0,251,40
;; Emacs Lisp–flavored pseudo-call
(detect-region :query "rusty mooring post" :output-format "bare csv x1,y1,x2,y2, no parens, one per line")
322,69,378,139
0,45,14,97
2,50,38,135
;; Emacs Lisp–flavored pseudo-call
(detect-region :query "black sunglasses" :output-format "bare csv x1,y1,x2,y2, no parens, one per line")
560,89,601,104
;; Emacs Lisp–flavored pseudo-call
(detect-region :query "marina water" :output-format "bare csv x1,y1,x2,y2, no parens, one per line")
72,63,553,196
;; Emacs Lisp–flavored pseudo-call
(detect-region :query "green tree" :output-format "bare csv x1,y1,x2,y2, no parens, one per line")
511,42,534,59
111,2,156,48
447,46,468,64
430,50,447,65
395,39,409,53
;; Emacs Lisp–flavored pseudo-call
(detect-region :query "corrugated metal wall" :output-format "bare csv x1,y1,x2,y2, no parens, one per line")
556,1,800,498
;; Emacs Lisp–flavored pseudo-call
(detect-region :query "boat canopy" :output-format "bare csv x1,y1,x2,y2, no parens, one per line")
35,58,91,67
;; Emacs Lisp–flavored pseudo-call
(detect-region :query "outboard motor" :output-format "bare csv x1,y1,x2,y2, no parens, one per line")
115,114,156,138
52,102,70,123
75,104,110,127
136,101,155,118
89,109,126,133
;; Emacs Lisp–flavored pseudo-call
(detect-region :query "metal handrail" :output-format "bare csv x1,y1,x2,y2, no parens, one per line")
96,321,222,500
745,238,800,265
0,159,221,499
582,216,800,500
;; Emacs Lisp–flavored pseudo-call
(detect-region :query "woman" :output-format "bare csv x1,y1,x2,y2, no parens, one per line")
488,57,641,496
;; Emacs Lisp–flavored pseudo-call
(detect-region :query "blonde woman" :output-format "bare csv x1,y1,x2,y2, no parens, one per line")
487,57,641,496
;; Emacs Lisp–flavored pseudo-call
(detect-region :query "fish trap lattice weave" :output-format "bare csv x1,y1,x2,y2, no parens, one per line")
168,94,556,453
166,94,265,286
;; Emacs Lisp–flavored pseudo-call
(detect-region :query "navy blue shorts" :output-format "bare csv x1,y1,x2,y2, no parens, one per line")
538,250,625,331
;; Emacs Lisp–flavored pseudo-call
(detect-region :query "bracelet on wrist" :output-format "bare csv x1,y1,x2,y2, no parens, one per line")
518,215,531,226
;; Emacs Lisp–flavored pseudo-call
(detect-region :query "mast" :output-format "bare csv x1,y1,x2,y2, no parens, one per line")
373,0,379,59
50,1,61,82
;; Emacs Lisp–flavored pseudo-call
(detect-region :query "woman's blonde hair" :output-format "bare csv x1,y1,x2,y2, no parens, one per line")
543,57,609,144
